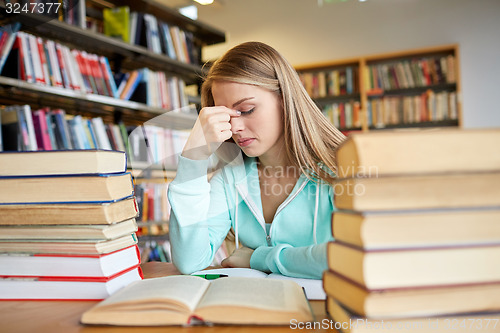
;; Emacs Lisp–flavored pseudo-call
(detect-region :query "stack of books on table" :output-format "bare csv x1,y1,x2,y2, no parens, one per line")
0,150,142,300
324,129,500,332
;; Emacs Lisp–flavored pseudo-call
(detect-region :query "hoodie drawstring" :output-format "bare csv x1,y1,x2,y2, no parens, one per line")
313,183,319,245
234,188,240,249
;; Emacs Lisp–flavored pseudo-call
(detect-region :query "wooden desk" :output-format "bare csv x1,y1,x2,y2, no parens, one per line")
0,262,329,333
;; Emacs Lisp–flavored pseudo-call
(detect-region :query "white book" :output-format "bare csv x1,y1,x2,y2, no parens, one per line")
27,34,44,85
61,45,82,92
18,32,34,83
143,14,161,54
91,117,112,150
111,124,126,152
129,12,137,45
21,105,38,151
45,40,63,88
68,49,86,94
37,37,51,86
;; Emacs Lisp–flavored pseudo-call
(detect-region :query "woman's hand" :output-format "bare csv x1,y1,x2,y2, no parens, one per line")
182,106,240,160
221,246,254,268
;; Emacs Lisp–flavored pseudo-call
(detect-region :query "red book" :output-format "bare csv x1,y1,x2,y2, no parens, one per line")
12,36,26,81
55,43,71,89
98,56,114,98
0,245,141,279
72,49,93,94
339,103,346,129
80,51,98,94
0,31,8,55
88,53,109,96
32,108,53,150
36,37,50,86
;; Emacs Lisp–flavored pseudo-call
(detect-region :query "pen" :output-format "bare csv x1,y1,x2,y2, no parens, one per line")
192,274,229,280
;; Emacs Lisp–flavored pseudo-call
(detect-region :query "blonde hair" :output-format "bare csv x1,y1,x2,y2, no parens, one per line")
201,41,346,184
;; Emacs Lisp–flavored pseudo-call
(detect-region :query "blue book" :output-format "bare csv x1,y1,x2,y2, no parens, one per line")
122,70,144,101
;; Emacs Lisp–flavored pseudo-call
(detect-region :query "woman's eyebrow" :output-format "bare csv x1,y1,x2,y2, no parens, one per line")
232,97,255,108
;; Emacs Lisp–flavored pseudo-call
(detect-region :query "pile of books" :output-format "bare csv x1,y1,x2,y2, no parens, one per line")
0,150,142,300
324,129,500,332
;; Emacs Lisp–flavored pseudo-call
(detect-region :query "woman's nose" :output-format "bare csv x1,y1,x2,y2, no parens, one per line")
230,116,244,134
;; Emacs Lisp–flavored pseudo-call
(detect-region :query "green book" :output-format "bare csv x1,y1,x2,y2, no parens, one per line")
103,6,130,43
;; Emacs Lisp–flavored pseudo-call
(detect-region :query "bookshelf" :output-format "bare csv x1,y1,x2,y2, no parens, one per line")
0,1,225,258
295,45,462,133
0,1,225,123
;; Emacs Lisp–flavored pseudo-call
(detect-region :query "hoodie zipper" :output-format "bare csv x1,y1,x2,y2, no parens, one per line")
267,178,309,245
236,177,310,246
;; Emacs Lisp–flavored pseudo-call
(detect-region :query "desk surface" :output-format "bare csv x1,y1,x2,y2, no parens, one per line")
0,262,329,333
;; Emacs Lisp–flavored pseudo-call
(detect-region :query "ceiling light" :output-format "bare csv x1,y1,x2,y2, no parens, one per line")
193,0,214,5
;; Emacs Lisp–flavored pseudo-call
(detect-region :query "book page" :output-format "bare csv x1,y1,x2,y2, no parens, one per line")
268,273,326,300
95,275,210,312
196,277,306,312
191,267,269,278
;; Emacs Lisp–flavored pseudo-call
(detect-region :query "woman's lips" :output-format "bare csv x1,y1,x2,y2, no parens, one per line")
237,138,255,147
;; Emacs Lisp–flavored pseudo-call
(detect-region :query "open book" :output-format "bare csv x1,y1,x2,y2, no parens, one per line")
81,275,313,326
192,267,326,300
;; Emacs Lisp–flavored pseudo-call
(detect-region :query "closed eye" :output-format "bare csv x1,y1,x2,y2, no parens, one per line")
239,108,255,115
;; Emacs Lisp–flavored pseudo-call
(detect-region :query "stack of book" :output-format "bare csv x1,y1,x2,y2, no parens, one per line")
324,129,500,332
0,150,142,300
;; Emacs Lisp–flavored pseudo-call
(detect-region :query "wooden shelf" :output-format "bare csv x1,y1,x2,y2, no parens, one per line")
0,76,197,129
369,119,459,130
0,9,210,84
295,44,462,132
106,0,225,46
313,93,361,105
366,83,457,98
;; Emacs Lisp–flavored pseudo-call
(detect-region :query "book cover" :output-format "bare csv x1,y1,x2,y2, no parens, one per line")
0,196,138,225
0,244,140,278
327,241,500,290
0,172,134,204
103,6,130,43
0,265,143,300
0,23,21,75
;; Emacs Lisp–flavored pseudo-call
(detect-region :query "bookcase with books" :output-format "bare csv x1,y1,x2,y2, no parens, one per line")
295,44,461,134
0,1,225,262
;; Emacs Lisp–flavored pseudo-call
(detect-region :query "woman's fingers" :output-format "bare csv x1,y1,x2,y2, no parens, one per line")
181,106,240,160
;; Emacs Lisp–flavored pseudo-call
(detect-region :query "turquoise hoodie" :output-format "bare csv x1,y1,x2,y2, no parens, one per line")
168,145,335,279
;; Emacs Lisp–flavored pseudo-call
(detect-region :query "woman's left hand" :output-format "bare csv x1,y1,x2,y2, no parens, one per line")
221,247,254,268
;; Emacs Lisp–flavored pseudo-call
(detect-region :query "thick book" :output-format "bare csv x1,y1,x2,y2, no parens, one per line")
0,265,142,300
333,172,500,211
0,245,140,278
81,275,313,326
335,129,500,179
327,241,500,290
0,233,137,255
0,218,137,240
326,297,500,333
191,267,326,300
0,173,133,204
323,270,500,319
0,197,137,225
0,150,126,176
332,208,500,250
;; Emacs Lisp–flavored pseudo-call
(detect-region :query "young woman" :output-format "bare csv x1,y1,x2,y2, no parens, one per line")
167,41,345,279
